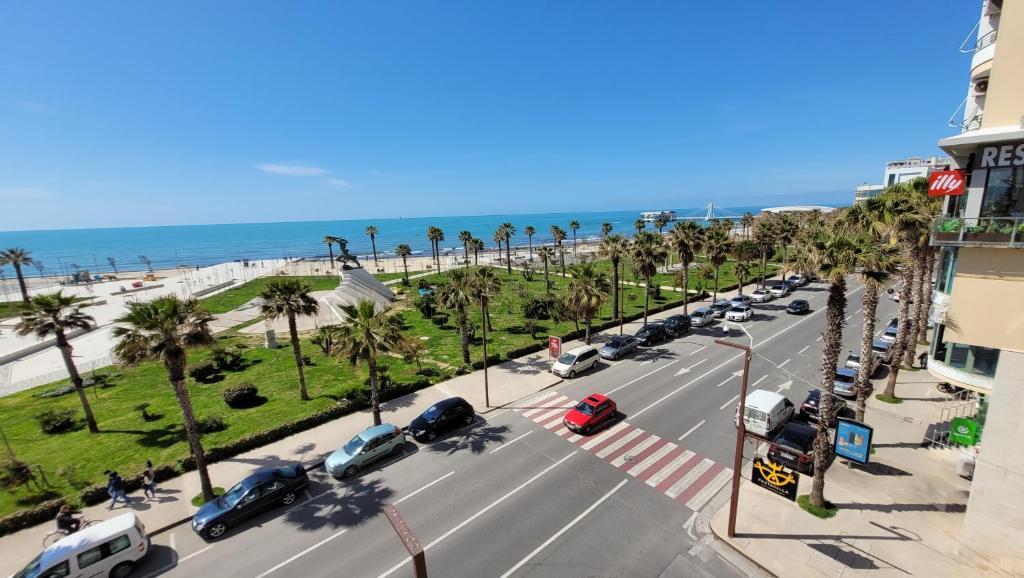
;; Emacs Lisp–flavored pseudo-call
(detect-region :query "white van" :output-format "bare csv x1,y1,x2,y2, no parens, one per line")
734,390,795,437
13,513,149,578
551,345,600,378
689,307,716,327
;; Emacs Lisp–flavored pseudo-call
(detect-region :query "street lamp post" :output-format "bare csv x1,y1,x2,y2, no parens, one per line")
715,322,753,539
482,299,490,407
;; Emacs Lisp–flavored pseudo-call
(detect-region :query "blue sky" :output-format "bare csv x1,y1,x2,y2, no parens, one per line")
1,1,978,231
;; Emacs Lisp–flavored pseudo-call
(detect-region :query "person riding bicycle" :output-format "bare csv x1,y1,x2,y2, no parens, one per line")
55,505,81,534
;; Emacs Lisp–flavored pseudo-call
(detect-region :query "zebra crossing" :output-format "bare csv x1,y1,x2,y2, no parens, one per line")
510,390,732,512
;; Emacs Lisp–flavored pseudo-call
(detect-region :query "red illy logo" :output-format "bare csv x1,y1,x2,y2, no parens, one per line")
928,170,966,197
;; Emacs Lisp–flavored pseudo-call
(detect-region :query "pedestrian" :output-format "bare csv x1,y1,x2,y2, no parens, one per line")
142,461,156,500
107,470,129,510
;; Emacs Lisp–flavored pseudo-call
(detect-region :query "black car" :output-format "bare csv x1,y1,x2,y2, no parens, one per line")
767,421,831,474
406,396,475,442
635,324,668,346
662,314,692,337
192,464,308,540
786,299,810,314
798,389,855,426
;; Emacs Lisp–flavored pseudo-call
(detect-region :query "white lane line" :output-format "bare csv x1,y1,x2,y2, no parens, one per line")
579,421,630,450
256,530,348,577
776,386,786,393
666,459,715,499
303,489,313,504
377,452,578,578
845,315,852,322
678,420,706,441
610,436,660,468
778,358,791,368
499,479,629,578
816,334,823,342
646,450,695,487
627,442,679,477
719,394,739,411
751,375,768,388
178,545,215,564
715,374,737,388
685,468,732,511
855,308,863,314
395,471,456,505
798,345,810,354
595,429,647,459
629,284,863,420
604,359,681,395
689,344,707,356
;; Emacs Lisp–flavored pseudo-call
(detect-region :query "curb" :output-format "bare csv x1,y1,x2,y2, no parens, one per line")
707,506,778,578
478,378,564,414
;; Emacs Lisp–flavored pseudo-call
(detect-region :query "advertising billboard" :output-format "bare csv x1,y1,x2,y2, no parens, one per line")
834,418,873,464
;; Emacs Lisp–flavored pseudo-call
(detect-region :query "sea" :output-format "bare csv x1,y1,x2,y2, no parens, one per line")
0,206,785,277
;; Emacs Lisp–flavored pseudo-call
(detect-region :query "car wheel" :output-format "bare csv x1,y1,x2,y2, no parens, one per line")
109,561,136,578
392,443,405,456
567,370,575,378
427,431,437,442
343,464,359,478
583,425,592,435
464,414,474,425
282,491,297,505
207,522,228,540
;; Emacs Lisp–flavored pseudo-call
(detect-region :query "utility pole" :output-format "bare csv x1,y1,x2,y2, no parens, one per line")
482,300,490,407
715,324,752,539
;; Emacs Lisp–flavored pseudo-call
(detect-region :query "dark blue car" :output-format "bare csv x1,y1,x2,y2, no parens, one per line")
192,464,308,540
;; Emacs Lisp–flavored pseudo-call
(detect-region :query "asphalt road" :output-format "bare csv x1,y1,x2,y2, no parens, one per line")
133,278,898,578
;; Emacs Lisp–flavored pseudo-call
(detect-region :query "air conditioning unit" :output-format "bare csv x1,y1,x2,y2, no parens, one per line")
974,78,989,94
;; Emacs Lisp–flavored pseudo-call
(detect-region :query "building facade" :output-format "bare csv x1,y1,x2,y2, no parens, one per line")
853,157,952,204
929,0,1023,570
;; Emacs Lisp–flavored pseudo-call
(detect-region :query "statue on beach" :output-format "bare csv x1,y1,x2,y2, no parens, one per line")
334,237,362,269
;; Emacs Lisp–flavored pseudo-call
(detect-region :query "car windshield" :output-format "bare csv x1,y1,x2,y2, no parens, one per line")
607,337,625,347
222,479,250,507
872,345,888,353
422,404,443,422
557,353,577,364
12,555,42,578
835,373,855,384
343,434,365,455
729,307,744,313
574,401,596,415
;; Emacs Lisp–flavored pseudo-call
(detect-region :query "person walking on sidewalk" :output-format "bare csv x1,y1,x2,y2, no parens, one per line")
141,461,156,500
106,470,129,509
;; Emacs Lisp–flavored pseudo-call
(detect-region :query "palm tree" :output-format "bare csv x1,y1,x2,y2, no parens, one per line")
261,279,319,401
599,234,629,320
365,226,379,265
471,238,484,266
427,226,445,270
322,236,336,268
741,212,755,239
653,215,670,234
501,223,516,274
702,228,732,303
17,292,98,432
752,219,776,289
633,219,645,234
397,336,426,371
565,262,610,344
334,300,402,426
666,221,703,314
550,226,568,275
107,257,118,274
851,238,900,422
733,260,754,295
112,296,217,501
601,222,613,237
470,266,501,333
805,228,859,509
0,247,35,303
524,226,536,260
458,230,473,264
693,264,714,296
395,244,412,283
568,220,581,256
776,213,799,280
537,246,555,294
629,231,667,324
492,227,505,259
438,268,474,365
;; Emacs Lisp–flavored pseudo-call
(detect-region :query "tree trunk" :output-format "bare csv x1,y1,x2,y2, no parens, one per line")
712,265,720,303
559,248,566,276
781,245,788,280
14,263,29,303
57,333,98,433
903,249,924,367
288,314,309,401
611,257,620,320
528,235,533,260
914,247,936,347
882,252,917,399
366,341,382,426
327,244,335,269
584,317,592,344
572,232,577,256
370,236,378,264
543,260,550,295
643,275,650,324
682,258,691,315
505,235,512,274
401,256,409,283
855,285,878,422
166,351,214,500
463,241,468,263
484,297,492,331
810,278,847,508
457,306,471,364
760,251,767,289
473,246,479,266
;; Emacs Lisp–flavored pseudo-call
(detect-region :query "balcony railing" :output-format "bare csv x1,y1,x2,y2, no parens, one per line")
959,25,999,53
932,216,1024,247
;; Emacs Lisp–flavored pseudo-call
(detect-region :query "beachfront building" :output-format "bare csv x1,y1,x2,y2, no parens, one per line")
759,205,836,215
927,0,1023,569
853,156,953,204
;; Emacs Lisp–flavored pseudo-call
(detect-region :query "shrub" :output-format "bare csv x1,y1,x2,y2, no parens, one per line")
413,294,436,318
78,464,179,507
523,295,560,320
35,409,76,434
523,319,538,338
189,361,219,383
34,385,75,399
0,497,66,537
430,313,449,327
1,459,36,490
417,279,432,290
198,415,228,434
212,347,244,371
311,327,339,355
223,384,260,409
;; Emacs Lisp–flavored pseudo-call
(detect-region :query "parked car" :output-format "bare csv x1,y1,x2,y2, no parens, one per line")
735,390,795,437
881,325,898,343
325,424,406,478
689,307,716,327
563,394,617,435
662,314,692,337
551,345,600,378
407,397,475,442
831,368,859,398
872,338,893,364
750,289,773,303
709,299,732,318
635,323,669,346
769,283,790,298
599,335,639,360
725,304,753,322
786,299,810,314
18,513,150,578
799,389,857,426
787,274,808,287
193,464,308,539
767,421,829,474
730,295,753,308
845,351,881,378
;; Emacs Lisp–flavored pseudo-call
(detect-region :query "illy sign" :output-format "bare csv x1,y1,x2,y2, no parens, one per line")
929,170,966,197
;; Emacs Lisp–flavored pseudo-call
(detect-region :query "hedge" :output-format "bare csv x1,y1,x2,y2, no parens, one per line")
78,464,180,508
0,497,67,537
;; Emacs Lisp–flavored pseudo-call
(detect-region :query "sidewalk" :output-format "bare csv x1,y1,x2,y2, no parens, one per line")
710,351,1013,577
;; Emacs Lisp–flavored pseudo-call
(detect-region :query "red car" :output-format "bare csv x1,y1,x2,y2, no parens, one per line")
563,394,617,435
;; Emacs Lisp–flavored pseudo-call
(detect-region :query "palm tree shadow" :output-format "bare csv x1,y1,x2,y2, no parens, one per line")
424,421,511,456
282,475,396,533
104,424,183,449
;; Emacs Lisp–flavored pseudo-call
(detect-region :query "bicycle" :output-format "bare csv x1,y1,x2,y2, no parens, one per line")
43,518,100,547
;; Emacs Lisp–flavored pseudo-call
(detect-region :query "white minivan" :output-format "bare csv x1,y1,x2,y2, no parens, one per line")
551,345,600,378
734,390,795,437
13,513,149,578
689,307,716,327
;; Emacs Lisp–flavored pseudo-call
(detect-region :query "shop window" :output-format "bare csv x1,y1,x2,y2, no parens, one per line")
931,324,1000,378
936,248,958,294
981,167,1024,217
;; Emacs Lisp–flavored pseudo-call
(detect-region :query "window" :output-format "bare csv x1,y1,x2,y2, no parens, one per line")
259,481,285,497
981,166,1024,217
887,173,896,186
39,562,70,578
108,534,131,556
931,324,1000,378
77,546,104,569
936,248,958,294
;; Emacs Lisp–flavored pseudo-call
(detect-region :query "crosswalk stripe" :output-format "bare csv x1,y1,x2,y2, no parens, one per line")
567,433,583,443
665,459,715,499
684,467,732,511
646,450,695,487
521,396,569,418
626,441,676,477
552,426,571,437
595,429,646,459
636,446,688,482
531,404,572,424
544,415,569,429
676,463,726,507
512,390,560,412
609,435,661,468
653,453,703,492
536,410,568,428
579,422,630,451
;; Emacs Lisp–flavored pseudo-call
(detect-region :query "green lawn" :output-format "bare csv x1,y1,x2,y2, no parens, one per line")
0,301,25,319
374,271,416,282
0,334,450,518
200,276,340,314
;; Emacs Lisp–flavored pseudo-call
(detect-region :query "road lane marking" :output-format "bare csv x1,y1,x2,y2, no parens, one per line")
595,429,646,459
646,450,696,487
499,479,629,578
777,358,791,368
256,530,348,577
719,394,739,410
395,471,456,505
303,489,313,503
677,463,728,508
666,459,714,499
798,345,810,354
855,308,862,314
678,420,706,441
490,431,534,454
714,374,737,388
751,375,768,388
177,545,214,564
675,358,706,376
845,315,852,322
685,467,732,511
689,344,707,356
626,442,678,476
610,435,660,467
579,422,630,450
816,334,823,341
376,451,579,578
604,359,681,395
